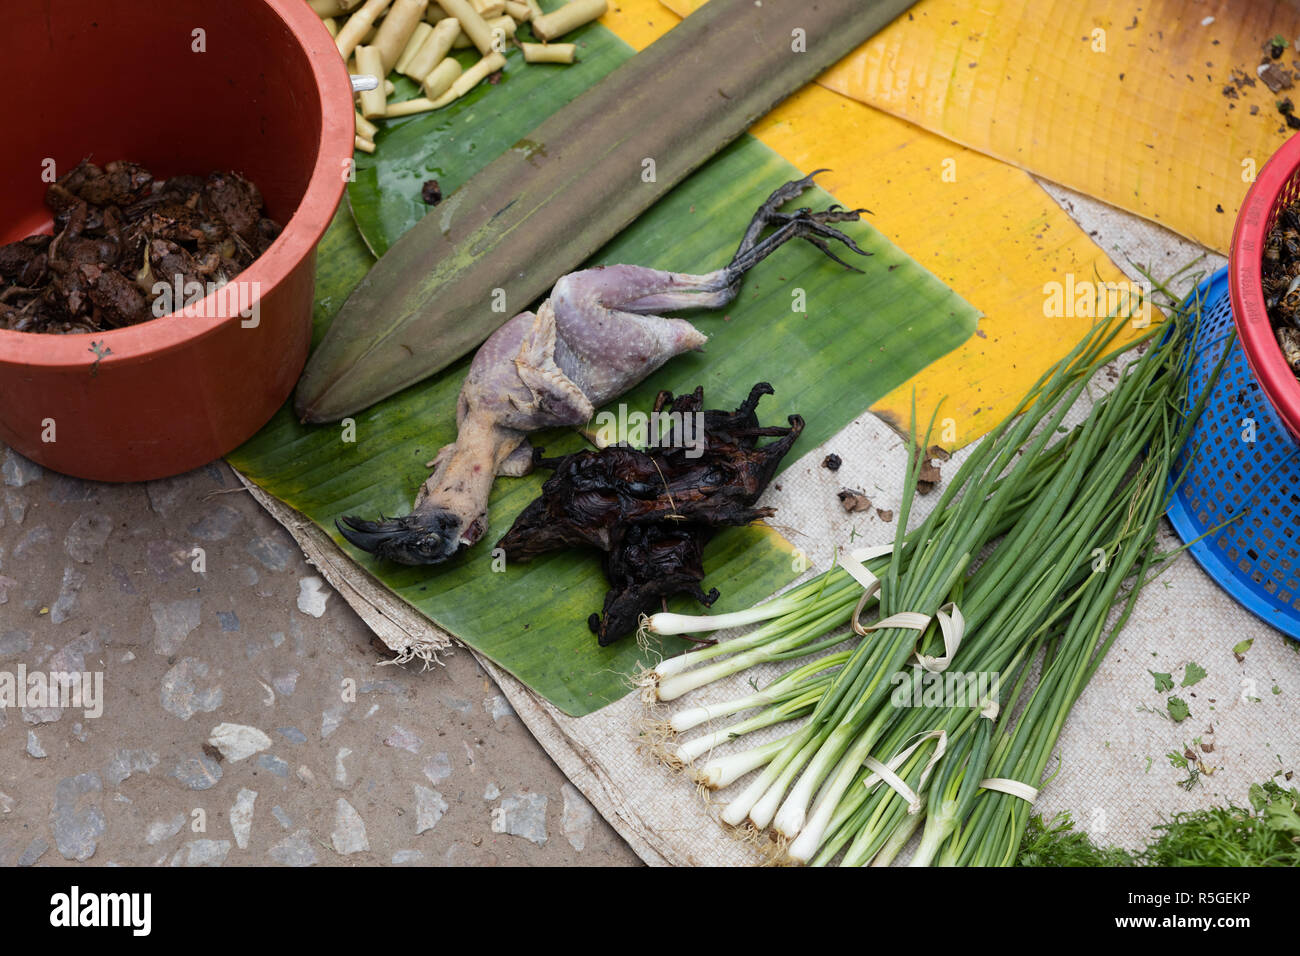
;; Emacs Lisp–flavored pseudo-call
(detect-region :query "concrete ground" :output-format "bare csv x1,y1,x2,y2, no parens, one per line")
0,447,639,866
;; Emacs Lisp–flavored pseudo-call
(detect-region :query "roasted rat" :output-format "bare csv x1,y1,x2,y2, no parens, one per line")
498,384,803,644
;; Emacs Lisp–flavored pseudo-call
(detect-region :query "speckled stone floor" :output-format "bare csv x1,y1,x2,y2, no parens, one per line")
0,446,639,866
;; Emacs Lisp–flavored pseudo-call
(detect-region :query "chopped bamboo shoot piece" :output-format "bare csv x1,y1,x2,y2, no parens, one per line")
385,96,443,117
384,78,396,96
373,0,428,72
336,0,393,59
404,17,460,79
422,58,463,99
472,0,506,16
504,1,531,20
355,135,376,153
485,14,516,48
354,110,379,140
424,3,448,22
523,0,544,20
521,41,574,63
395,21,435,74
532,0,606,42
322,16,340,37
355,45,389,119
424,50,505,108
438,0,495,54
311,0,362,16
449,50,506,94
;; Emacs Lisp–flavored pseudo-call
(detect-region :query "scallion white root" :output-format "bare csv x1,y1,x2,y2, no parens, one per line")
908,796,958,867
645,592,807,636
677,719,776,765
720,728,813,826
698,737,791,789
665,652,844,735
654,602,861,702
673,690,820,764
787,730,880,859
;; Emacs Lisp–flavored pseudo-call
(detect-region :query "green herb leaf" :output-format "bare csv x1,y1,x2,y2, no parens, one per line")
1167,696,1191,722
1181,662,1207,687
1149,670,1174,693
1232,638,1253,658
1249,783,1269,811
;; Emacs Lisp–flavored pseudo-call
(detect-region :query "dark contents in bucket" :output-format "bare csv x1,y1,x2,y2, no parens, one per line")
1262,199,1300,374
0,159,282,334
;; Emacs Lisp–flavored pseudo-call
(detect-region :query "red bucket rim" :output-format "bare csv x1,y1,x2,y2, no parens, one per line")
1230,132,1300,441
0,0,353,369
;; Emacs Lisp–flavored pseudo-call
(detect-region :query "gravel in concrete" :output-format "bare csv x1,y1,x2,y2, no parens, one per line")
0,450,637,866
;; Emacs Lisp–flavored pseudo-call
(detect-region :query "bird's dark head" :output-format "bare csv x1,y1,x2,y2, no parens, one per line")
336,511,465,565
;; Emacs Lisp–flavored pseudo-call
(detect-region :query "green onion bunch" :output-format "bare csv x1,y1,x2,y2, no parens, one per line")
639,286,1224,866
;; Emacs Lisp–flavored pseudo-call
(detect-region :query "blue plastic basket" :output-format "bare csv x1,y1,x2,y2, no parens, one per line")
1167,266,1300,640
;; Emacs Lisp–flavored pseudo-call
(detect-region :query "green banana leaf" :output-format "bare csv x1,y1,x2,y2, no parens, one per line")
228,17,980,717
348,13,625,257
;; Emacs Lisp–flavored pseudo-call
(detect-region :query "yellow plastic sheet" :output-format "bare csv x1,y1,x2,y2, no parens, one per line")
611,1,1147,448
816,0,1300,255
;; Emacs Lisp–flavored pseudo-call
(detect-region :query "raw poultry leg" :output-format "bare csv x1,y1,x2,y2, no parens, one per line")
337,173,868,565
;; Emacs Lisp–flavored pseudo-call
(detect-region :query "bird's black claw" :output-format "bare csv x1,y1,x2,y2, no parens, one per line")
724,173,871,283
336,510,464,565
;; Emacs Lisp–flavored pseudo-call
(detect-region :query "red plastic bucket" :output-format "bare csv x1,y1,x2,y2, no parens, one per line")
0,0,354,481
1230,132,1300,443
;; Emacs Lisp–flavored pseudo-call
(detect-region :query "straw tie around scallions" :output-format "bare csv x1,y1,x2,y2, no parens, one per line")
636,279,1228,866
